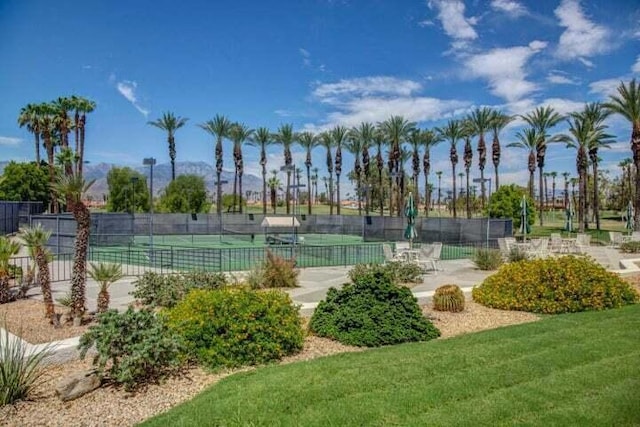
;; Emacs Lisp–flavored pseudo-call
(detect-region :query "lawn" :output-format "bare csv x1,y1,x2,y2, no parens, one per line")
142,305,640,426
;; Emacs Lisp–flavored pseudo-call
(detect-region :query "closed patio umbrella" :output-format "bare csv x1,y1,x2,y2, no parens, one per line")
626,200,634,231
519,196,530,240
404,192,418,248
565,198,575,233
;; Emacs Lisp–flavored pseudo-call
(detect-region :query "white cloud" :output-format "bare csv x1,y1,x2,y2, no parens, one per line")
589,77,624,97
299,48,311,67
554,0,611,62
428,0,477,47
313,76,422,99
0,136,21,146
418,19,434,27
538,98,584,116
546,72,579,85
464,41,547,103
490,0,527,18
116,80,149,117
633,55,640,74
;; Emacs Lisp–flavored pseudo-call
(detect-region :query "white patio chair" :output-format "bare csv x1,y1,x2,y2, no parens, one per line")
529,237,550,258
395,242,410,254
417,242,442,274
497,238,510,260
575,234,591,254
550,233,563,253
609,231,623,248
382,244,400,263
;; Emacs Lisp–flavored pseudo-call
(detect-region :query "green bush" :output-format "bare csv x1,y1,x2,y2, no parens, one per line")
472,248,503,270
78,308,183,391
349,261,422,285
0,324,52,405
310,264,440,347
472,256,639,314
487,184,535,232
620,241,640,253
261,250,299,288
165,288,304,369
131,271,228,308
433,285,465,312
507,246,529,262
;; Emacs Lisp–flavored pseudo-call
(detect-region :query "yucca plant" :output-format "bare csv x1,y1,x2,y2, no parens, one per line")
433,284,465,312
88,262,124,313
0,323,52,405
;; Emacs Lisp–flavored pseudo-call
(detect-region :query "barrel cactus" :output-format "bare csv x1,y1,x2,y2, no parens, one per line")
433,284,465,312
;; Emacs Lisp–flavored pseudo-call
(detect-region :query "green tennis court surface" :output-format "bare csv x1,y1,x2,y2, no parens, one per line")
133,233,365,248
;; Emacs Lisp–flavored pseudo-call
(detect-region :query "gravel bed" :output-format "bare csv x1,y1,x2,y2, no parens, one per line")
1,298,542,426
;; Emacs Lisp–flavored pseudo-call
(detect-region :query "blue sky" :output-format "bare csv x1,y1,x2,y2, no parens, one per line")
1,0,639,191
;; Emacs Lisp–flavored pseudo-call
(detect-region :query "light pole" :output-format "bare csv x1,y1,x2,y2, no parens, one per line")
473,177,492,248
143,157,156,253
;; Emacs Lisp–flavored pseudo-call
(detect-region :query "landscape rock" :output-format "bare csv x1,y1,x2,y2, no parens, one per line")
55,369,101,401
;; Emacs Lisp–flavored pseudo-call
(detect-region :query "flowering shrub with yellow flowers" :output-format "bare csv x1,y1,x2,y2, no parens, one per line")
165,288,304,369
472,256,639,314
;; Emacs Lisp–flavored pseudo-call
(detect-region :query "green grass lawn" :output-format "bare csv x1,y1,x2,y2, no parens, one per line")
142,305,640,426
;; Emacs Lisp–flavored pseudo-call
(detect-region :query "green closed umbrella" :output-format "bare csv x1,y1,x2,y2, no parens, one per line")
626,200,634,231
565,198,575,232
519,196,530,239
404,192,418,248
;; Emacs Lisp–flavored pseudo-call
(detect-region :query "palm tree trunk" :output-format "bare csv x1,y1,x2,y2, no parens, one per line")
424,174,430,217
465,170,471,219
479,169,486,209
286,172,291,215
307,167,312,215
580,169,588,232
79,116,86,177
169,136,176,181
379,171,384,217
232,170,238,213
262,170,267,215
538,167,544,226
70,202,90,326
452,165,457,218
494,164,499,191
238,171,243,214
336,175,341,215
97,289,109,313
593,163,600,230
216,172,222,215
36,248,57,325
35,133,41,164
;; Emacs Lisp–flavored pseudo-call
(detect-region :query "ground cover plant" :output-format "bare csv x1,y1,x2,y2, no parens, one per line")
311,264,439,347
142,305,640,426
164,288,303,369
473,256,639,313
130,270,228,308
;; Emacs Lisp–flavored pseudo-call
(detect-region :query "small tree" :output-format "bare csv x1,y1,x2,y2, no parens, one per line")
88,262,124,313
0,237,20,304
157,174,210,213
106,167,149,212
487,184,536,232
0,161,50,206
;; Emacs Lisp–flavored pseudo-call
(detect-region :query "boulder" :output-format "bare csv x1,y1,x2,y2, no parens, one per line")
55,369,101,401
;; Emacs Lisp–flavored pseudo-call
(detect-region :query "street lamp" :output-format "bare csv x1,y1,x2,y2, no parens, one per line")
473,177,492,248
143,157,156,253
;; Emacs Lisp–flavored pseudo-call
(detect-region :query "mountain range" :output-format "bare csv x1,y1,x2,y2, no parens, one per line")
0,161,264,200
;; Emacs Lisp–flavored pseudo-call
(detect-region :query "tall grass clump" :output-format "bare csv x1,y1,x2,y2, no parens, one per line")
472,248,503,270
0,324,52,405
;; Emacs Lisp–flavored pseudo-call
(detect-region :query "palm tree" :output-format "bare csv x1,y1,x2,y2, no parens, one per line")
52,172,95,325
461,120,474,219
319,132,334,215
407,130,422,211
618,158,633,205
18,225,56,324
249,127,273,215
36,103,58,211
435,171,443,211
268,170,280,214
228,123,254,213
421,130,442,216
508,128,540,200
560,115,591,232
88,262,123,313
275,124,295,214
297,132,318,215
311,167,319,205
17,103,43,164
437,120,462,218
468,107,492,207
561,172,571,207
549,171,558,211
489,110,513,190
605,79,640,229
351,122,375,215
147,112,189,182
379,116,415,216
0,237,20,304
522,106,564,226
543,172,550,209
74,96,96,177
373,130,385,216
345,132,364,215
199,115,232,215
331,126,348,216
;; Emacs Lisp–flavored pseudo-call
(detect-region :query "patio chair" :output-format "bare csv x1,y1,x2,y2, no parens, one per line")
575,234,591,254
528,237,550,258
395,242,410,253
497,238,510,260
609,231,624,248
550,233,563,253
505,237,516,250
382,244,399,263
632,231,640,242
416,242,442,274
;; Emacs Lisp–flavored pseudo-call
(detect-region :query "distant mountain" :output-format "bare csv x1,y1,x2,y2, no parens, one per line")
0,160,263,200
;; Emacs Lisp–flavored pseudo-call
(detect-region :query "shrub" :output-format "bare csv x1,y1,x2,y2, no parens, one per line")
131,271,228,308
472,256,640,314
310,264,440,347
507,246,529,262
165,288,304,369
348,261,422,285
487,184,535,232
620,241,640,253
78,308,183,391
433,285,465,312
244,264,265,290
261,250,299,288
0,324,52,405
472,248,503,270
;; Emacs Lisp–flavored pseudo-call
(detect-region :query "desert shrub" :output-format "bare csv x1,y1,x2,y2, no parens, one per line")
433,285,465,312
620,241,640,253
244,264,265,290
310,264,440,347
131,271,228,308
472,256,639,314
0,324,52,405
349,261,422,285
473,248,503,270
260,250,299,288
507,246,529,262
165,288,304,369
78,308,183,391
